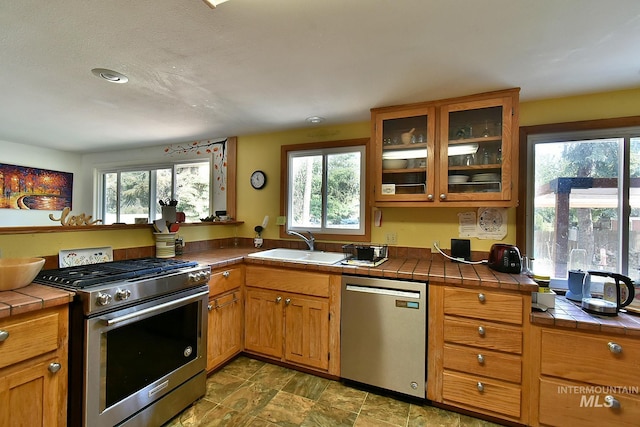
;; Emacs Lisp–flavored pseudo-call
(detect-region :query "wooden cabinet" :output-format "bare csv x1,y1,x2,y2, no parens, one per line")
531,327,640,426
244,266,340,375
0,305,68,427
207,265,244,371
371,88,519,207
428,284,531,424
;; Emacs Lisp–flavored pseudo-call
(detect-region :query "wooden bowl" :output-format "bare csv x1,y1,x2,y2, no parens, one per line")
0,257,46,291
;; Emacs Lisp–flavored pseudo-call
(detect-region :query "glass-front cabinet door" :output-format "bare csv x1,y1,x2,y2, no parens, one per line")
438,95,515,203
372,106,436,202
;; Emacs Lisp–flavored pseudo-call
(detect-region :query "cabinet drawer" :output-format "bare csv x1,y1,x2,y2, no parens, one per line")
0,312,60,369
444,316,522,354
443,371,521,418
444,287,523,325
540,329,640,387
443,343,521,383
209,266,244,296
246,266,331,297
539,377,640,427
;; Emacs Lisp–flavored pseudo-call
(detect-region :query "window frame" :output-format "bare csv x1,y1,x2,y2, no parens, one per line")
97,159,212,225
517,115,640,279
280,138,371,243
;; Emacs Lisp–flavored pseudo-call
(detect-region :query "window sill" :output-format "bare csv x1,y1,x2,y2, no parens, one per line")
0,221,244,235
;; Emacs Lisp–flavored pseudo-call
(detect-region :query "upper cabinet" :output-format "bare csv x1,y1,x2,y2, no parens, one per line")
371,88,520,207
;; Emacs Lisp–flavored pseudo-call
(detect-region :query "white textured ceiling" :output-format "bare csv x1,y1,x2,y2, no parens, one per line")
2,0,640,153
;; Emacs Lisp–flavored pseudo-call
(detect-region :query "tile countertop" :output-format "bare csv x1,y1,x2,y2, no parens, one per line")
531,294,640,336
6,247,640,335
181,247,538,292
0,284,74,319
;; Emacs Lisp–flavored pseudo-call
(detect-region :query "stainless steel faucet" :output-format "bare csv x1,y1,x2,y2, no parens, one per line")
287,230,315,251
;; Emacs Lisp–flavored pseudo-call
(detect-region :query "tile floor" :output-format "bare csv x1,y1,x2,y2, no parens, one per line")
164,356,503,427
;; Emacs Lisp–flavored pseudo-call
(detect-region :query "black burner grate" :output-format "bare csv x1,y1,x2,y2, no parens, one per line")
34,257,198,289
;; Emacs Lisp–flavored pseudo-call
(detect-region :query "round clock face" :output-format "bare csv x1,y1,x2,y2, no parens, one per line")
250,170,266,189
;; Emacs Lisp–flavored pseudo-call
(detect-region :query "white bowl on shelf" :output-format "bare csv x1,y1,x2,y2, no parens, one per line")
382,159,408,169
448,175,469,184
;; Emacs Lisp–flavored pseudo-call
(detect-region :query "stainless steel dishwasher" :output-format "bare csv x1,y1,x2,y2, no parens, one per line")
340,275,427,398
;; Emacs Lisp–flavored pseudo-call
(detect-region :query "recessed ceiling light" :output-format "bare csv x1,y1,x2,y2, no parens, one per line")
306,116,325,124
202,0,230,8
91,68,128,84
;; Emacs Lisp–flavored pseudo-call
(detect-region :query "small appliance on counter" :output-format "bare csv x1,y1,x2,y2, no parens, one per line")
487,243,522,274
341,244,388,267
581,271,635,316
566,269,589,302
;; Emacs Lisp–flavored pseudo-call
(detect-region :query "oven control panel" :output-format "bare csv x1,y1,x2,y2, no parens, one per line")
84,265,212,315
189,270,211,284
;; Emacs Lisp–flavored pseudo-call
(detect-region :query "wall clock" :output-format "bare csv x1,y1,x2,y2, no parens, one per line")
250,170,267,189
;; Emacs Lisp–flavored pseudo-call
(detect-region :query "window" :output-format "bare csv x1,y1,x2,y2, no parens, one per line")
100,161,210,224
283,139,368,240
525,125,640,285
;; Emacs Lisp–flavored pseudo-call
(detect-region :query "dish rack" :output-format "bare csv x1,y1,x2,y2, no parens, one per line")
341,244,388,267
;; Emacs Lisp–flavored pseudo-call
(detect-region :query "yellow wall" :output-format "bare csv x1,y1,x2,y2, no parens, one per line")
2,87,639,258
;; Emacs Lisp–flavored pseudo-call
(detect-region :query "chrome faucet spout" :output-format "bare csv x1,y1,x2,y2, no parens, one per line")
287,230,315,251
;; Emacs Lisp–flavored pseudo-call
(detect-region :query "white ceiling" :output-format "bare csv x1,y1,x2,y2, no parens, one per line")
2,0,640,153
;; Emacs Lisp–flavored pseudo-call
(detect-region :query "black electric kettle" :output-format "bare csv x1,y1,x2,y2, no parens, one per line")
581,271,635,316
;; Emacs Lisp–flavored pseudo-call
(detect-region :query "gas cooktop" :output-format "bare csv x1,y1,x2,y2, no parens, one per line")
34,257,198,289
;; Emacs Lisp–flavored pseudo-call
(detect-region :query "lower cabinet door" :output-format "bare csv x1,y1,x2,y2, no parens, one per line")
0,357,63,427
539,377,640,427
284,294,329,371
442,371,521,418
207,289,243,371
244,288,283,358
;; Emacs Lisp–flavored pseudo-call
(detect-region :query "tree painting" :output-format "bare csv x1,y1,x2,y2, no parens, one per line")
0,163,73,210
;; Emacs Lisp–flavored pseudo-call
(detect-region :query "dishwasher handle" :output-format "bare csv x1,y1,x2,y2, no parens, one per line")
345,284,420,299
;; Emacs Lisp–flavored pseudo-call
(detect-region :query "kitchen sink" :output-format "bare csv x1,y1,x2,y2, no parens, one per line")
247,248,348,265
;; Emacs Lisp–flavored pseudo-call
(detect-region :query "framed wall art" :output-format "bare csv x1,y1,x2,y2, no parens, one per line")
0,163,73,210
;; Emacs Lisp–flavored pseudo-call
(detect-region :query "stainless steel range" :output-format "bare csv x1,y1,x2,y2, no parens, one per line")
34,257,211,427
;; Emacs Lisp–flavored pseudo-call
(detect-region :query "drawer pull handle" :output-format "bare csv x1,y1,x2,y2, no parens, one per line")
439,193,447,200
0,330,8,342
222,271,230,278
477,354,485,364
605,395,620,409
478,326,485,336
207,304,212,311
478,293,486,303
477,382,484,392
276,296,282,303
608,342,622,354
285,298,291,305
48,362,61,373
427,194,434,201
214,294,238,309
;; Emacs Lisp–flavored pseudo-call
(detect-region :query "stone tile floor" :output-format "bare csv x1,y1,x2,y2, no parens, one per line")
164,356,503,427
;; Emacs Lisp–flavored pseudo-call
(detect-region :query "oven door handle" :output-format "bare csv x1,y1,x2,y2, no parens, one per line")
103,290,208,326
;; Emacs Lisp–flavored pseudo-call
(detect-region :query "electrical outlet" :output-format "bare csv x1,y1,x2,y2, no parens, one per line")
432,241,440,253
385,232,398,245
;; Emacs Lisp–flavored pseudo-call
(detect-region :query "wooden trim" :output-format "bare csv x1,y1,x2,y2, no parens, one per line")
0,221,244,235
225,137,238,220
279,138,372,243
516,115,640,251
